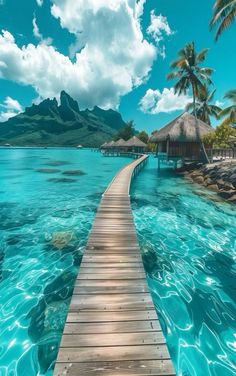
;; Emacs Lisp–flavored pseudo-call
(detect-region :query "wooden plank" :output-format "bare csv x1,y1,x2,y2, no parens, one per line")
78,267,145,274
82,255,142,263
56,344,170,362
70,293,153,310
54,360,175,376
64,321,161,334
54,155,175,376
76,273,146,280
73,285,148,294
66,310,158,323
74,279,148,288
61,332,165,347
80,262,144,268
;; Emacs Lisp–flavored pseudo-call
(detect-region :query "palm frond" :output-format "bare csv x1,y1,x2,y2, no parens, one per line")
210,0,236,40
215,8,236,40
224,89,236,102
219,105,235,117
196,48,209,63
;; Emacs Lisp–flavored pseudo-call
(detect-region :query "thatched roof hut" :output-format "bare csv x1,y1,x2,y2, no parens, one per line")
105,140,116,148
150,112,213,161
125,136,147,148
113,138,126,147
123,136,147,153
100,142,108,149
150,112,212,143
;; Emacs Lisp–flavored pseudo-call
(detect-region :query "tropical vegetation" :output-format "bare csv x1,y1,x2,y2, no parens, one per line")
210,0,236,40
219,89,236,126
186,86,221,125
113,120,135,141
203,122,236,148
167,42,214,118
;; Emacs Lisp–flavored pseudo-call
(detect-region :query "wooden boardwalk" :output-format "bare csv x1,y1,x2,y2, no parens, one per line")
54,155,175,376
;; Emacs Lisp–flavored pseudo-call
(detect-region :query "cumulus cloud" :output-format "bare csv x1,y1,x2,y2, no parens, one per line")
139,88,191,114
147,11,173,58
0,1,158,109
0,96,23,122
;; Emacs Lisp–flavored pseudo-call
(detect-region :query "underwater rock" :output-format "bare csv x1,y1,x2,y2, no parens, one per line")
227,194,236,203
27,287,72,373
183,161,236,203
218,190,235,199
6,234,24,245
48,231,77,250
51,209,74,219
62,169,86,176
193,176,204,184
47,178,77,183
207,184,219,192
27,298,47,343
36,168,61,173
44,271,75,304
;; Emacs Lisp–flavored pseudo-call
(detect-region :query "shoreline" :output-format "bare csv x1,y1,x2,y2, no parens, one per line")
180,160,236,203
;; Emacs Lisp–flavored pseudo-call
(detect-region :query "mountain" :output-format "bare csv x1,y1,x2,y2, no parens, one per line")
0,91,126,147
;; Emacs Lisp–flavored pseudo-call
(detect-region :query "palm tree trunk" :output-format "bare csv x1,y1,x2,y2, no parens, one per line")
192,83,209,164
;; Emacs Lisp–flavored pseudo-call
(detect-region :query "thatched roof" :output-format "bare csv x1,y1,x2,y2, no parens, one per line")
125,136,147,147
100,142,108,148
150,112,213,143
105,141,116,148
113,138,126,147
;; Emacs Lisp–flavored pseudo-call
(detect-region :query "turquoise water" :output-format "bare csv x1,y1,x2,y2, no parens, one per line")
0,148,130,375
131,157,236,376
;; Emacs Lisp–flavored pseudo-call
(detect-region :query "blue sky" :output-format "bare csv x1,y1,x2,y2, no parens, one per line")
0,0,235,133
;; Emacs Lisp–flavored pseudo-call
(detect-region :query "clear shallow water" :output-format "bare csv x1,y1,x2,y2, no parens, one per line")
131,157,236,376
0,148,129,376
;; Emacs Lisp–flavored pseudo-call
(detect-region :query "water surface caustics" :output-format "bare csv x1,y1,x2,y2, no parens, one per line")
131,157,236,376
0,148,130,376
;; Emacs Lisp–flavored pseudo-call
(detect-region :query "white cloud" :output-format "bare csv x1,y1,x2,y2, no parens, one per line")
36,0,43,6
215,100,224,107
135,0,146,18
0,96,23,122
147,11,173,58
33,16,53,45
0,1,157,109
33,16,43,40
139,88,191,114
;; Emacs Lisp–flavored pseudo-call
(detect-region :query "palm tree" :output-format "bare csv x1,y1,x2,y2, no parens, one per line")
210,0,236,41
167,42,214,117
167,42,214,162
186,86,222,125
219,89,236,126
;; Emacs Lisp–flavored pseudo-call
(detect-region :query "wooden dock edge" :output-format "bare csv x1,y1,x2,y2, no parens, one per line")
53,154,176,376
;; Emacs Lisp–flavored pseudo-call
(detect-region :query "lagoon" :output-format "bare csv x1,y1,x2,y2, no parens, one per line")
0,148,130,375
0,149,235,376
131,157,236,376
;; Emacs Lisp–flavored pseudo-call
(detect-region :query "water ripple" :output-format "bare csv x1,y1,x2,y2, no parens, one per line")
132,158,236,376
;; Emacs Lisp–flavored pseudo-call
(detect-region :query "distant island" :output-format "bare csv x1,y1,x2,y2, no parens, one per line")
0,91,126,147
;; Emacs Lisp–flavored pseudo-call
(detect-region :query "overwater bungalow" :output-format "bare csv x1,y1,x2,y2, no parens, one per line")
123,136,147,153
100,142,108,150
113,138,126,152
150,112,213,168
